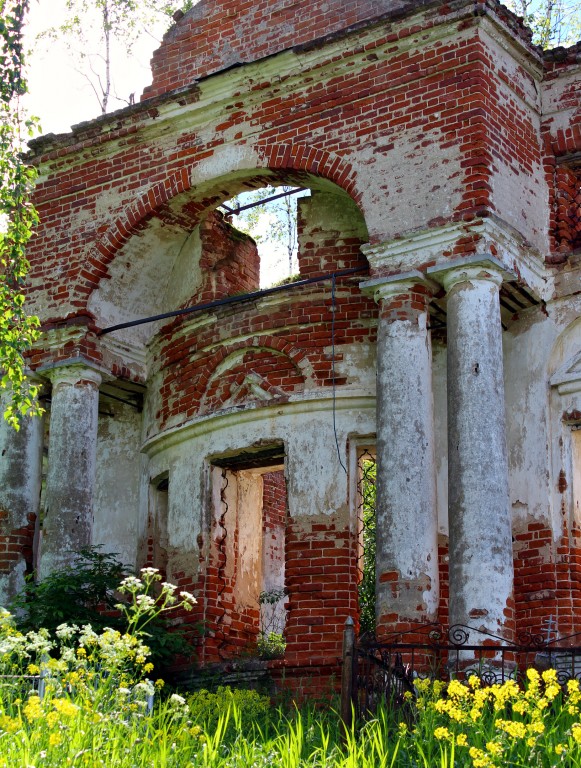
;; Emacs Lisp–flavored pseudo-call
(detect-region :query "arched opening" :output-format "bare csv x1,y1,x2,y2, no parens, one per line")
87,171,369,353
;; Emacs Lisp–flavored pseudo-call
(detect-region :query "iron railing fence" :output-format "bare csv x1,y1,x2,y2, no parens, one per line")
340,619,581,726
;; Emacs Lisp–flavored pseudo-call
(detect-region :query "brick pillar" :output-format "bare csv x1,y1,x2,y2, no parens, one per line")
361,273,439,635
432,259,514,638
39,364,101,578
0,391,43,604
283,424,357,679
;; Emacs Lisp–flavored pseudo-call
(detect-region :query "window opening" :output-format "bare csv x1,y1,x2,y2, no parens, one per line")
147,476,169,577
221,185,310,288
208,451,288,659
356,449,376,637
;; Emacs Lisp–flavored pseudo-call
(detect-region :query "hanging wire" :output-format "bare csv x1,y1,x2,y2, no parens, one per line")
331,273,347,474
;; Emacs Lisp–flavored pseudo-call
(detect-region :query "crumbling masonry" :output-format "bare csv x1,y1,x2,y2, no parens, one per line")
1,0,581,692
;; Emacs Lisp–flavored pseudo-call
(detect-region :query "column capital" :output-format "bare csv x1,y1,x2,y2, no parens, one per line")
360,270,438,305
38,359,104,389
426,256,515,294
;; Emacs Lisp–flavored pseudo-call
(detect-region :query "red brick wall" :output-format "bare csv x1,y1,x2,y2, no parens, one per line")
152,282,376,430
197,211,260,303
143,0,415,100
27,7,551,338
513,519,581,639
554,165,581,254
0,511,36,581
284,517,358,667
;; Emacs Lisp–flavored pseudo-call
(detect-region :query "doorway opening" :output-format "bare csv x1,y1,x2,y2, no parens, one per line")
207,446,288,660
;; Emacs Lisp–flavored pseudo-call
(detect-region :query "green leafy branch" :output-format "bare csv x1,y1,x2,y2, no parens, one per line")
0,0,42,429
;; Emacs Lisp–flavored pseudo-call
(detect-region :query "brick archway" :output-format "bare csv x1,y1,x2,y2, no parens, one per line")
83,144,362,299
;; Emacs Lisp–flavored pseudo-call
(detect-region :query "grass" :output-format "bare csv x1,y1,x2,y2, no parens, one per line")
3,570,581,766
2,672,581,766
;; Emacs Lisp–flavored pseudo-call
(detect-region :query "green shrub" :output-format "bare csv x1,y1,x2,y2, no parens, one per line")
9,548,197,670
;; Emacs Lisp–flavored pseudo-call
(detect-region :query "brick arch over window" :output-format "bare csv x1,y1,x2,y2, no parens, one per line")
159,337,314,425
198,336,314,405
199,346,305,415
83,144,362,302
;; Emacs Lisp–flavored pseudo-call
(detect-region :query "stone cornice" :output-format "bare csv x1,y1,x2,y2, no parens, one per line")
142,392,376,458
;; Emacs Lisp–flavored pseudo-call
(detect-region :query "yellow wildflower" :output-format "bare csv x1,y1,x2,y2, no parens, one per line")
27,663,40,675
469,746,493,768
52,698,78,718
49,732,62,747
0,714,21,733
457,733,468,747
486,741,503,757
513,699,529,715
470,707,482,722
545,684,561,702
527,668,540,684
572,723,581,744
542,668,558,685
555,744,566,755
468,675,481,690
434,726,452,741
46,711,58,728
496,718,526,739
448,679,469,699
23,696,43,722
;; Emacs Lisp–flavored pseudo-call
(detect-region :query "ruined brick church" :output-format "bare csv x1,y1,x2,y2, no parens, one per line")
1,0,580,689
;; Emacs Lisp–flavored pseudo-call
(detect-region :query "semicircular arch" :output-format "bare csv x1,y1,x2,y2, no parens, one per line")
84,143,363,300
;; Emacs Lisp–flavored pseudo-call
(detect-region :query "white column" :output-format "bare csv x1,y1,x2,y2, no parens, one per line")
362,274,439,633
39,364,101,578
438,260,514,636
0,390,43,603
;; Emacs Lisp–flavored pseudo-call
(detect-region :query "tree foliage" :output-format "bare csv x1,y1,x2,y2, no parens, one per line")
507,0,581,48
225,186,308,286
41,0,197,114
0,0,41,429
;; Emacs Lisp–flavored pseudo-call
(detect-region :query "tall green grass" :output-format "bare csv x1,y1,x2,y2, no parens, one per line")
3,569,581,766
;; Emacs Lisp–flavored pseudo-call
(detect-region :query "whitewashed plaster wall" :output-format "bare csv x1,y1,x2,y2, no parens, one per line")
92,399,143,568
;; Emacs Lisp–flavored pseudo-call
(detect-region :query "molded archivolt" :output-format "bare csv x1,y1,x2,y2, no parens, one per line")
143,0,412,100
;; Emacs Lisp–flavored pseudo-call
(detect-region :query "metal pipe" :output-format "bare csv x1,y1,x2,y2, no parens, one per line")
219,187,307,216
98,266,368,336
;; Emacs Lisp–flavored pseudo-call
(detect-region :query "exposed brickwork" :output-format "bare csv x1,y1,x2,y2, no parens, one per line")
438,534,450,628
513,519,581,638
12,0,581,693
197,211,260,303
284,517,358,667
554,165,581,253
143,0,417,101
151,281,376,430
0,510,36,578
